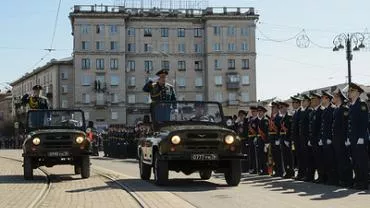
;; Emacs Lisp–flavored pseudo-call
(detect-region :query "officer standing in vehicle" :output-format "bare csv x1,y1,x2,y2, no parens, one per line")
332,89,352,187
21,85,49,127
143,69,176,121
347,83,369,190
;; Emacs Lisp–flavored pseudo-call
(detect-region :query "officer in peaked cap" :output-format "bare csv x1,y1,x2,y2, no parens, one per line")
334,88,348,102
291,96,302,102
257,105,268,112
347,82,369,190
321,90,334,100
155,69,169,76
256,105,269,175
21,84,49,110
32,84,43,90
290,95,302,175
310,91,321,99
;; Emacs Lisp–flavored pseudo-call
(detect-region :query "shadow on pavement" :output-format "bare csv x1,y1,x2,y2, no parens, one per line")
0,175,45,184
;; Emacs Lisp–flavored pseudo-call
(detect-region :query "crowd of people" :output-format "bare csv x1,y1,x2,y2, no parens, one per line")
231,83,369,190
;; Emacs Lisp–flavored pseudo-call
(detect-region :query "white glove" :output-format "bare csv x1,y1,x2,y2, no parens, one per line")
326,139,332,145
275,140,280,146
307,141,312,147
318,140,323,146
357,138,364,145
253,137,257,143
345,138,351,146
264,144,269,152
284,141,289,147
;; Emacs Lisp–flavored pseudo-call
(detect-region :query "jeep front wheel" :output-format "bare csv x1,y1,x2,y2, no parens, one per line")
81,156,90,179
23,156,33,180
225,160,241,186
153,152,168,186
199,170,212,180
139,152,151,180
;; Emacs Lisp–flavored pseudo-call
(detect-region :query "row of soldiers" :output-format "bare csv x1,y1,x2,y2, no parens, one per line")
234,83,369,190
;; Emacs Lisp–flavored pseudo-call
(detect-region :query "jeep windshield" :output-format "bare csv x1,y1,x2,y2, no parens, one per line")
152,101,224,125
27,109,85,131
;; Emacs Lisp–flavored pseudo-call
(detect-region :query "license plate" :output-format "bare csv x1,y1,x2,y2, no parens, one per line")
191,154,218,160
47,151,70,157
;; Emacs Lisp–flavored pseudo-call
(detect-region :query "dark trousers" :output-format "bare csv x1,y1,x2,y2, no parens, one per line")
333,143,353,185
248,137,257,172
256,138,267,174
323,143,338,184
312,144,325,181
306,145,315,180
351,143,369,188
296,138,308,178
241,139,249,172
282,139,294,176
271,136,283,176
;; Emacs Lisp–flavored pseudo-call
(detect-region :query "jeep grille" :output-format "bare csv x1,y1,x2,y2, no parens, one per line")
43,135,73,149
183,140,220,150
186,133,218,139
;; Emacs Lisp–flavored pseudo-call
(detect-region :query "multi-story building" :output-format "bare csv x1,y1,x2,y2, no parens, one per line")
10,57,73,117
0,91,13,128
69,4,259,125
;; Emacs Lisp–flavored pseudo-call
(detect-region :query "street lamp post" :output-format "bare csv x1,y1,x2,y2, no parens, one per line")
332,32,366,87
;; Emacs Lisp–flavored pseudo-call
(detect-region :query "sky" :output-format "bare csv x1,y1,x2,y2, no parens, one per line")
1,0,369,100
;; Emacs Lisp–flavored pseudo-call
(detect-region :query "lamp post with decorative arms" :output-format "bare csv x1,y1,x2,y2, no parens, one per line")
332,32,366,88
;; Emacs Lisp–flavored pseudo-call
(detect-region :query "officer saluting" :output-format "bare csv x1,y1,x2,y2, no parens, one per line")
347,83,369,190
21,85,49,109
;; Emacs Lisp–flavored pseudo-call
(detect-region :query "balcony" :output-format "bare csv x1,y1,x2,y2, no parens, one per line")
226,82,240,89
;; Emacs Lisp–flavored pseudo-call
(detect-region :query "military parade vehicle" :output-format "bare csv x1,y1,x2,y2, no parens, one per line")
22,109,91,180
137,101,245,186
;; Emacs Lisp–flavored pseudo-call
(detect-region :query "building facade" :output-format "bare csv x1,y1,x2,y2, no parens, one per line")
69,5,259,126
0,92,13,128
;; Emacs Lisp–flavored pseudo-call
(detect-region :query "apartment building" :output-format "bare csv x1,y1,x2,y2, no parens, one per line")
0,92,12,127
69,5,259,125
10,57,73,116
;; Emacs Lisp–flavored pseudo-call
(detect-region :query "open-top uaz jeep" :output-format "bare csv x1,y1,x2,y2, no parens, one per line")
22,109,91,180
137,101,245,186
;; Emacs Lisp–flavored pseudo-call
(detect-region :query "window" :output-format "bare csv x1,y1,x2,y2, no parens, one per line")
96,24,104,34
241,42,248,51
144,28,152,37
194,28,202,37
228,74,240,83
61,85,68,93
128,27,135,36
110,41,118,50
228,59,235,69
177,28,185,37
213,26,221,36
61,72,68,80
110,75,120,86
144,43,152,52
110,58,118,70
214,59,221,70
215,92,223,102
82,58,90,69
81,75,91,86
127,43,136,52
241,28,248,36
161,60,170,70
242,75,250,85
111,112,118,120
215,76,223,86
177,77,186,87
144,61,153,73
242,59,249,69
127,60,135,72
241,92,250,102
178,44,185,53
160,43,169,53
161,28,169,37
178,61,186,71
82,93,90,104
81,24,89,34
96,59,105,70
195,77,203,87
195,61,202,71
227,26,236,36
111,93,119,103
228,43,236,51
96,41,104,50
228,93,237,101
96,93,104,105
128,94,136,104
82,41,89,50
213,43,221,51
84,112,90,120
128,76,135,87
195,94,203,101
96,75,105,86
61,100,68,108
110,25,118,34
194,44,201,53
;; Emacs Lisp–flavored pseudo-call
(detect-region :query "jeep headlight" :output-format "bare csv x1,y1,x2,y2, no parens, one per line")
76,136,84,144
32,137,41,145
171,135,181,145
224,135,235,144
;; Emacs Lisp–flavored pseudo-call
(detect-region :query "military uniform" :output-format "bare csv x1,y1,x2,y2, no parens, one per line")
348,83,369,190
290,96,302,173
247,108,258,173
21,85,49,127
256,106,269,175
278,101,294,178
269,102,283,177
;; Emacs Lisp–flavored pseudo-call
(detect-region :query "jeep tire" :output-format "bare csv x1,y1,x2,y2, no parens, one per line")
153,151,168,186
81,156,90,179
199,170,212,180
23,156,33,180
139,152,151,180
225,159,241,186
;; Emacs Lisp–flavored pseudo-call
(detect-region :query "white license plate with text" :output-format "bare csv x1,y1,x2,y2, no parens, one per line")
191,154,218,160
47,151,70,157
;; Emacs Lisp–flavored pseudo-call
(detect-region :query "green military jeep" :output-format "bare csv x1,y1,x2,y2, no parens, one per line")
137,101,245,186
22,109,91,180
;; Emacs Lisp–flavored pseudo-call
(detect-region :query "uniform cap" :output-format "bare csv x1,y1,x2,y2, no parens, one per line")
257,105,267,112
321,90,333,99
155,69,169,76
290,96,302,102
32,85,42,90
249,105,258,110
349,82,364,93
333,88,348,101
271,101,279,107
238,110,248,116
309,91,321,99
278,101,289,107
302,94,311,101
